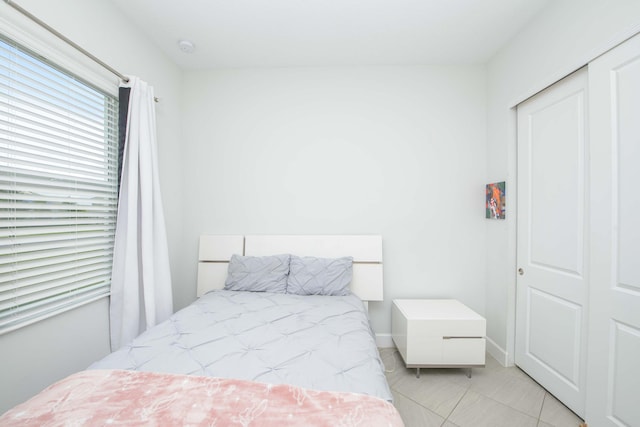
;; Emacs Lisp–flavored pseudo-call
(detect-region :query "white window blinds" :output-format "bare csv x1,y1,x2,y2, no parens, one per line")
0,36,119,334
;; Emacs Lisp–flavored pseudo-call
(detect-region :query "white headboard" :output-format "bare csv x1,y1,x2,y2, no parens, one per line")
197,235,384,302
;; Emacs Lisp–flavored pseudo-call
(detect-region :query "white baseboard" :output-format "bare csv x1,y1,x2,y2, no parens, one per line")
375,333,394,348
486,336,511,367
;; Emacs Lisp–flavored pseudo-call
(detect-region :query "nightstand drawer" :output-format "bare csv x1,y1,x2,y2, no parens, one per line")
428,320,485,337
442,336,486,365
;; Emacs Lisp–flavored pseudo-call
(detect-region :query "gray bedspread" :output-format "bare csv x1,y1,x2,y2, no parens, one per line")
90,290,392,401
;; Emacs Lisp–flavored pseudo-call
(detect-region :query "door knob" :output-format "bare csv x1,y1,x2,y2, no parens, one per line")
518,268,524,275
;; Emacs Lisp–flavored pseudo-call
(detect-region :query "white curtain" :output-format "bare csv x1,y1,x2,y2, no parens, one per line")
109,76,173,351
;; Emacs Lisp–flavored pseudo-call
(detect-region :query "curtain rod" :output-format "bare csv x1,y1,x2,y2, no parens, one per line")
4,0,130,83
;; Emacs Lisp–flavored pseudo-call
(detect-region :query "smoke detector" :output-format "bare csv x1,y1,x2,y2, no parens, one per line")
178,40,195,54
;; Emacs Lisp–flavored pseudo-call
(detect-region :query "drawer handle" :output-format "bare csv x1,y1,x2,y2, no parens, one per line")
442,336,484,340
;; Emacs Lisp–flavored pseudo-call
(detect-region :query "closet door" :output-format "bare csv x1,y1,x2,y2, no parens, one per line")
515,68,589,417
586,32,640,427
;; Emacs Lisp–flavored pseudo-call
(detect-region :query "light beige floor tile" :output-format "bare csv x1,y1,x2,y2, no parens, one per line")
378,347,397,361
447,364,501,387
391,391,445,427
539,393,584,427
381,348,410,385
384,360,415,387
380,349,583,426
391,371,468,418
393,353,509,389
381,356,407,380
448,390,539,427
416,366,476,388
468,368,546,417
484,357,538,382
504,365,540,382
483,353,535,380
484,353,504,370
382,348,474,388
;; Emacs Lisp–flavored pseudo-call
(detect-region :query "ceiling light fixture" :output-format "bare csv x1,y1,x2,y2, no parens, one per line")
178,40,195,54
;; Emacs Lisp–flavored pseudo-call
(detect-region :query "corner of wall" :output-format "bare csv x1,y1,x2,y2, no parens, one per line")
486,336,512,367
376,333,394,348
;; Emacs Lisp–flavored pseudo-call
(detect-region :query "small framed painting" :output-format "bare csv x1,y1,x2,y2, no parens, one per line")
486,181,506,219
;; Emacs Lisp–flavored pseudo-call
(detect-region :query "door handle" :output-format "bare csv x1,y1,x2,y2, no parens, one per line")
518,268,524,276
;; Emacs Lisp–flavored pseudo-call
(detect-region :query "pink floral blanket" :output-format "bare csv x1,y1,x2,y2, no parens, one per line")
1,369,404,426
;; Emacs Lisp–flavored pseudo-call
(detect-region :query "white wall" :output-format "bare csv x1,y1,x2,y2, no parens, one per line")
485,0,640,365
9,0,633,412
180,65,487,336
0,300,110,412
0,0,183,412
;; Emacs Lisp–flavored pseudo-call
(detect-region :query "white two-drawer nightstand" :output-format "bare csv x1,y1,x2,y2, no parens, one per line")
391,299,486,378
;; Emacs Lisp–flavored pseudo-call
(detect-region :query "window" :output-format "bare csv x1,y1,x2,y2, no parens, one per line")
0,36,119,334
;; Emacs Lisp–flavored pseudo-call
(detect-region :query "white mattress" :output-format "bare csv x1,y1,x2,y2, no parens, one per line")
90,290,392,401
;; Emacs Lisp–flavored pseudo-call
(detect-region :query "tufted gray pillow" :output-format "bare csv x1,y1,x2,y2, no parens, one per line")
286,255,353,296
224,254,290,293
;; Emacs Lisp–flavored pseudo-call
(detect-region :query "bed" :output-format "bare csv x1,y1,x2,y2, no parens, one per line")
1,235,402,426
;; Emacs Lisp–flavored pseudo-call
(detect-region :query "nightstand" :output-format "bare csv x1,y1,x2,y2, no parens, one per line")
391,299,486,378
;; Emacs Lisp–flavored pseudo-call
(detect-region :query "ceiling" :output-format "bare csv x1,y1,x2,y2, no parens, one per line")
111,0,551,69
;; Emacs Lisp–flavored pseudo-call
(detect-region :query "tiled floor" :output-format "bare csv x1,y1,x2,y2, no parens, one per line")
379,348,584,427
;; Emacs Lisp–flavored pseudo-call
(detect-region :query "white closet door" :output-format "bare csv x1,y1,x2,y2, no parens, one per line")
516,68,589,417
586,32,640,427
